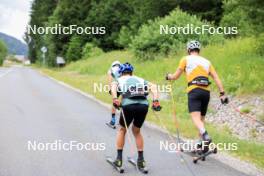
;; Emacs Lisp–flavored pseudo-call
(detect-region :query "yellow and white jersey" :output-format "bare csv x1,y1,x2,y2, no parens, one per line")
178,55,215,93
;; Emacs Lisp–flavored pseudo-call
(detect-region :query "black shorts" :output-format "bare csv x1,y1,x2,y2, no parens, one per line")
119,104,149,128
188,88,210,116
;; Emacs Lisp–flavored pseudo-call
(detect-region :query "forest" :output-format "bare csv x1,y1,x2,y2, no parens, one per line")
27,0,264,66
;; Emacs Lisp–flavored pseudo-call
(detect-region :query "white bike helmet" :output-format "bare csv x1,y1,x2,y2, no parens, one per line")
111,60,121,67
187,40,201,51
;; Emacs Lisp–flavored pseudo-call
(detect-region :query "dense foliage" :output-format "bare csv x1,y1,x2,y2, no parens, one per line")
0,40,8,65
221,0,264,37
27,0,264,65
130,9,224,60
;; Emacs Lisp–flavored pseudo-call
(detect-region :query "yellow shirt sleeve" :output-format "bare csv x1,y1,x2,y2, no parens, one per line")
178,57,186,70
209,64,216,74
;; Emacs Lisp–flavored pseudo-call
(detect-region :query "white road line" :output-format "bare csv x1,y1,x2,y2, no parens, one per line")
0,68,13,78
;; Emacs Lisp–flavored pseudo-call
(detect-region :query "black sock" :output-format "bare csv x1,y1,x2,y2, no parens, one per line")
117,149,123,160
138,151,144,161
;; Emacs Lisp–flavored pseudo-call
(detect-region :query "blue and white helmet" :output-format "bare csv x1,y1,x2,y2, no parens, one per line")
119,62,134,74
187,40,201,50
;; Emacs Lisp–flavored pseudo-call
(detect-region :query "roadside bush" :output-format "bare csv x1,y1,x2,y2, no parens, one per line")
117,26,135,48
82,43,104,59
220,5,252,37
130,8,224,60
0,40,8,65
65,35,83,62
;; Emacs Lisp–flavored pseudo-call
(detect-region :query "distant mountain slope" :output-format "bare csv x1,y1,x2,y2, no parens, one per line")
0,32,28,55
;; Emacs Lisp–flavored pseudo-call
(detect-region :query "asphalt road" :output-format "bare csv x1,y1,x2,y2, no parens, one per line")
0,66,250,176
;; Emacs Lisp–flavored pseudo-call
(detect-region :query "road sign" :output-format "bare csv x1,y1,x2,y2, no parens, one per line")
41,46,47,65
41,46,47,53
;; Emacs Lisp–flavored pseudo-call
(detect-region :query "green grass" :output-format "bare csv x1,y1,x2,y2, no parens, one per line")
240,107,252,114
38,37,264,169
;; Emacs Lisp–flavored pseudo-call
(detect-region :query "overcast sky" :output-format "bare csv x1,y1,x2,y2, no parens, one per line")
0,0,31,42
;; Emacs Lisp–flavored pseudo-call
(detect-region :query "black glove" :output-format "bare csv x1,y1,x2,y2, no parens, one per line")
165,73,170,80
152,100,162,111
220,92,229,105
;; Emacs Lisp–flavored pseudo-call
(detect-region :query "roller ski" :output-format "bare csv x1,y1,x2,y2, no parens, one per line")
106,122,116,129
192,133,217,164
193,147,217,163
127,157,148,174
106,157,124,173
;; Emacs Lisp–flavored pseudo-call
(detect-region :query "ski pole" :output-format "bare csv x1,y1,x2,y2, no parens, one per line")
120,108,136,157
167,81,196,176
152,111,176,144
168,81,181,142
211,100,264,126
229,101,264,126
120,108,140,172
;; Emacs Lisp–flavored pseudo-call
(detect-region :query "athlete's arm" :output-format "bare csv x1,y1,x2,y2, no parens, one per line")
167,57,185,80
168,68,183,80
148,82,159,100
209,68,224,93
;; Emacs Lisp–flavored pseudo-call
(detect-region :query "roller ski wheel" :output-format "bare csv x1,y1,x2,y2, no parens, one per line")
192,147,217,164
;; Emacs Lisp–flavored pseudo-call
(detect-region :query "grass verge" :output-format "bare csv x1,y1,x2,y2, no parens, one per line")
37,38,264,168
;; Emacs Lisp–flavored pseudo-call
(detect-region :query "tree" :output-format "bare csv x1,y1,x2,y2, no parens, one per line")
44,0,92,65
85,0,133,50
27,0,57,63
221,0,264,36
0,40,8,65
65,35,83,62
177,0,223,24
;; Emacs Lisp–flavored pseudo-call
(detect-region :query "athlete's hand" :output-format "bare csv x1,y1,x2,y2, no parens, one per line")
113,98,121,109
220,92,229,105
152,100,162,111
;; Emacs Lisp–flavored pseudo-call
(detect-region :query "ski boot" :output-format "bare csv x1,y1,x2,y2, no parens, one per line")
201,132,212,153
106,157,124,173
137,159,148,174
114,158,122,168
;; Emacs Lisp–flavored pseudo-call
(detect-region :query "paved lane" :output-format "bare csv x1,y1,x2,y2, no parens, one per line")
0,67,250,176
